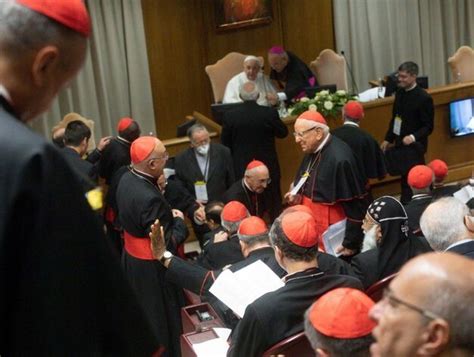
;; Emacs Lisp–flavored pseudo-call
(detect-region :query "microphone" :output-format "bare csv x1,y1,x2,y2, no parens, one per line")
341,50,359,95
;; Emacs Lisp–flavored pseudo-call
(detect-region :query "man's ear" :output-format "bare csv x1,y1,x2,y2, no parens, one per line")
417,319,450,356
464,215,474,232
31,46,60,87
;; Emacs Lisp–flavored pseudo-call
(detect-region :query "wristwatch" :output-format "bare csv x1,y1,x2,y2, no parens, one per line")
160,250,173,265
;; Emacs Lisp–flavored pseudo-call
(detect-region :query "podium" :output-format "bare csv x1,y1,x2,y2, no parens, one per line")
181,302,224,334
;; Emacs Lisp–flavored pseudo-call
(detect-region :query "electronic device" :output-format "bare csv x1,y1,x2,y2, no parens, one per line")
176,118,197,137
449,97,474,137
196,310,214,322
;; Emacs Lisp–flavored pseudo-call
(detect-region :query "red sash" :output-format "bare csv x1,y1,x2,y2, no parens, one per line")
123,231,154,260
302,196,346,251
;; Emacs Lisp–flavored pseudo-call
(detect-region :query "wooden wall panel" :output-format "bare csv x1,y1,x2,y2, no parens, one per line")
141,0,336,139
279,0,335,64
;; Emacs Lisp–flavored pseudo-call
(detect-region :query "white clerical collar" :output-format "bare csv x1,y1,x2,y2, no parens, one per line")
313,132,331,154
343,121,359,127
0,84,13,104
445,239,474,251
405,83,417,92
243,178,254,193
117,136,130,144
132,167,155,180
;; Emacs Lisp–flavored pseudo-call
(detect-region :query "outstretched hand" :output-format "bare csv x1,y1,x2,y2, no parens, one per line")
149,219,165,260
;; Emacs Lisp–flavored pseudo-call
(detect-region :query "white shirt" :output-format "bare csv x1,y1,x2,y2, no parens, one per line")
223,72,276,107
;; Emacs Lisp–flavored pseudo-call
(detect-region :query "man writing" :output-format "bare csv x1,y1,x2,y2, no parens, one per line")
381,61,434,204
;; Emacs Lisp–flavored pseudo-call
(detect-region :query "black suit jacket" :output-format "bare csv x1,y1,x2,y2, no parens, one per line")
174,143,235,202
446,240,474,259
221,101,288,179
404,194,432,233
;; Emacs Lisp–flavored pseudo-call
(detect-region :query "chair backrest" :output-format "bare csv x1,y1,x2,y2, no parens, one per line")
205,52,264,103
448,46,474,83
310,49,348,91
365,273,398,302
262,331,313,356
52,112,96,152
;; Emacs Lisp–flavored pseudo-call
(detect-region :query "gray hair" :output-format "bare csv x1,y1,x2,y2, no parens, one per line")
420,197,470,251
398,61,419,76
0,1,83,58
239,82,260,101
186,123,208,141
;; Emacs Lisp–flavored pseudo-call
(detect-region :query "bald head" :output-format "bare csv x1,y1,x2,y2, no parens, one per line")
370,252,474,356
420,197,473,251
244,164,270,194
239,81,259,101
133,137,167,178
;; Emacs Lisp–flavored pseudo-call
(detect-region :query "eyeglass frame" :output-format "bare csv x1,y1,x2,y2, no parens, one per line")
148,151,169,163
292,126,319,138
382,287,442,320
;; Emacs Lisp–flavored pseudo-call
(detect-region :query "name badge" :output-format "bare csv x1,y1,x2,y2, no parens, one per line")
194,181,208,203
393,115,402,136
290,172,309,196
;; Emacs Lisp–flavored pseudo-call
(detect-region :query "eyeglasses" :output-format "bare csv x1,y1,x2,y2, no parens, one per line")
148,151,169,163
293,126,318,138
382,288,441,320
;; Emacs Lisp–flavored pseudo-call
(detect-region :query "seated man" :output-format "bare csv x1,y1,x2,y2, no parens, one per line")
196,201,248,270
304,288,375,357
351,196,432,289
369,252,474,356
404,165,433,234
223,55,276,106
153,215,285,327
223,160,275,221
267,45,316,104
420,197,474,259
227,211,362,356
428,159,460,199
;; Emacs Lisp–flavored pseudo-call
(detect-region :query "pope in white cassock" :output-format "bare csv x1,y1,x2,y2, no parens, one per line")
223,55,276,107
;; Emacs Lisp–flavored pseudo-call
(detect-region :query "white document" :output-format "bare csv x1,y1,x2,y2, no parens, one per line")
358,87,386,102
454,185,474,204
193,337,229,357
213,327,232,341
209,260,284,318
194,181,209,203
290,174,309,196
322,219,346,256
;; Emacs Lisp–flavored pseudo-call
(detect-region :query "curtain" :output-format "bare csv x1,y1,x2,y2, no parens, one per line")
31,0,155,143
333,0,474,93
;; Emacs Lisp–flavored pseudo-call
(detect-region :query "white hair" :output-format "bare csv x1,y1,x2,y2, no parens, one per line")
0,1,82,56
243,55,262,67
239,82,260,101
420,197,470,251
296,118,330,134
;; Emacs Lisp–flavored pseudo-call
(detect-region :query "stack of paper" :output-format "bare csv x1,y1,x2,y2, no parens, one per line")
209,260,284,318
454,184,474,204
322,219,346,256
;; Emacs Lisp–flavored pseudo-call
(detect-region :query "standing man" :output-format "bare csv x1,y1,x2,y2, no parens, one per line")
222,81,288,216
99,116,140,185
0,1,158,355
332,101,386,185
174,123,235,245
381,61,434,204
223,55,276,106
116,136,188,356
266,45,316,104
404,165,433,234
285,111,369,256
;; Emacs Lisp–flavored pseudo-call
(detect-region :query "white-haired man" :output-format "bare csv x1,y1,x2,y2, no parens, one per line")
420,196,474,259
223,55,276,106
285,111,369,256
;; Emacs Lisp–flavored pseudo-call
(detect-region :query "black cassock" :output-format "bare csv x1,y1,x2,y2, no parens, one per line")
99,136,131,184
404,194,433,233
227,269,363,357
116,168,188,357
222,179,275,222
0,99,158,356
332,123,387,180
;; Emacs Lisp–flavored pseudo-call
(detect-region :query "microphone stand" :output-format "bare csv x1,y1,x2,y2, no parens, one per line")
341,50,359,95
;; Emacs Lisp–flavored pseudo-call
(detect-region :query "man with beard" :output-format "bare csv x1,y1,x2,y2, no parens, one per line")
351,196,432,289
